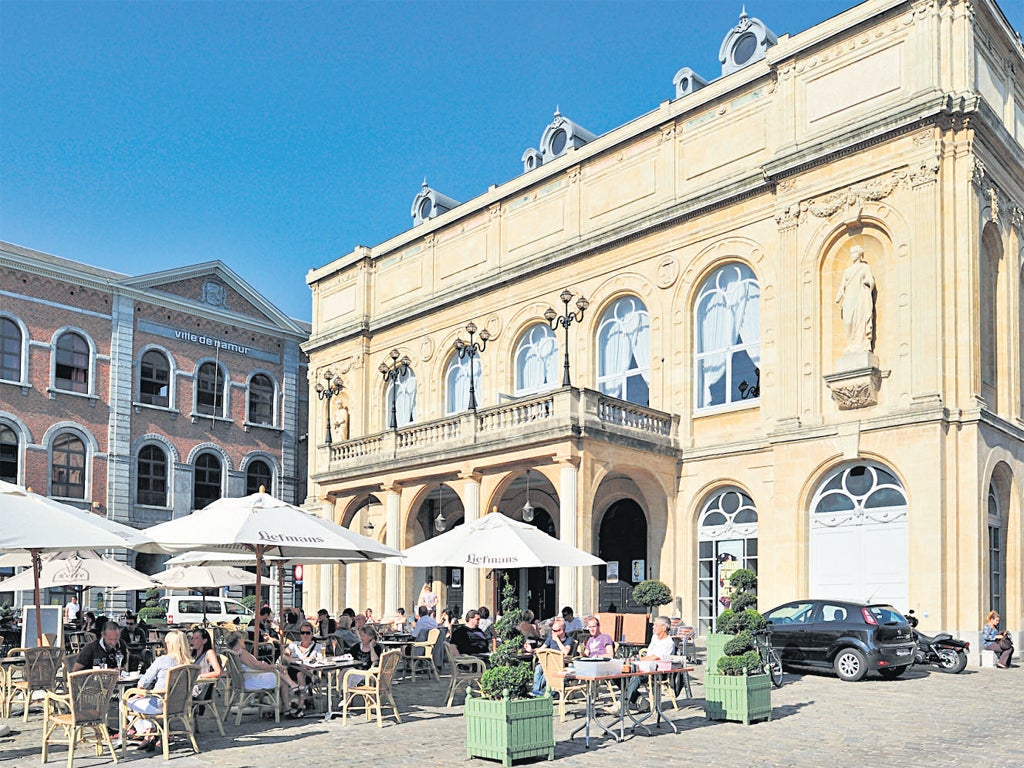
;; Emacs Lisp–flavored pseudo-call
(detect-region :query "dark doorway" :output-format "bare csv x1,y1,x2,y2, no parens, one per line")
598,498,648,612
487,509,556,619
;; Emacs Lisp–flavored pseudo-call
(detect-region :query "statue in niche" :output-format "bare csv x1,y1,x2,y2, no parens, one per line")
834,245,876,354
333,406,350,441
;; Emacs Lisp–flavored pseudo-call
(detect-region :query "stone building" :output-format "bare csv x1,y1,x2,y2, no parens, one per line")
0,243,309,613
302,0,1023,643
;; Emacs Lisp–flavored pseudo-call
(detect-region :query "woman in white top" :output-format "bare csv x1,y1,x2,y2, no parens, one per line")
125,630,192,751
417,583,438,615
281,621,321,717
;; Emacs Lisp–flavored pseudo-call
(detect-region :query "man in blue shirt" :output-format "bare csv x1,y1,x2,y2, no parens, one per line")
530,617,575,696
411,605,438,642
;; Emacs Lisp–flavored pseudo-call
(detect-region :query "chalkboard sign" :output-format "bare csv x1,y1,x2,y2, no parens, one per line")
21,605,63,649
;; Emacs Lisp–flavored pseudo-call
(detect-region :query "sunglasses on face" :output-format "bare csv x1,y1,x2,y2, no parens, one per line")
300,631,313,635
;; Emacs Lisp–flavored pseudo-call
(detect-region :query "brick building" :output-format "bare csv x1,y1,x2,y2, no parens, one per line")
0,242,309,614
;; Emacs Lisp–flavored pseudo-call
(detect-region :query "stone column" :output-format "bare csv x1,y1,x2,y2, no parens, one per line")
774,206,801,429
383,485,402,617
460,473,482,612
557,458,580,611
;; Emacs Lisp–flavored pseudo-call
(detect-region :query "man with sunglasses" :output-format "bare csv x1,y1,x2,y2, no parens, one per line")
120,612,152,673
281,621,322,717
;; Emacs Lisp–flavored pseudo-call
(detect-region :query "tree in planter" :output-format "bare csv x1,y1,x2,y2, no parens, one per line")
712,568,767,675
479,573,532,699
136,587,166,626
632,579,672,618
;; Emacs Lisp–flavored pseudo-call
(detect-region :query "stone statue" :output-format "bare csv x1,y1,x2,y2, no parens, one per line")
834,246,876,354
333,406,350,441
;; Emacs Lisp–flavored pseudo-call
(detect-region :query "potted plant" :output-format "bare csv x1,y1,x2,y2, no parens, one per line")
632,578,672,619
464,574,555,766
703,568,772,725
136,588,167,627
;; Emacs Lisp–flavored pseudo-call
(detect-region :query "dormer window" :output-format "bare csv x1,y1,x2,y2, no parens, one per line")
719,9,777,76
522,109,596,172
410,180,460,226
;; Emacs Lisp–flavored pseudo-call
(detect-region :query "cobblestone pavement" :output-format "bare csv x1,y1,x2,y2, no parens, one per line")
2,663,1021,768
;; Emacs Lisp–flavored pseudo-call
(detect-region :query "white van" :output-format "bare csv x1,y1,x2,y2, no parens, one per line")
158,596,253,626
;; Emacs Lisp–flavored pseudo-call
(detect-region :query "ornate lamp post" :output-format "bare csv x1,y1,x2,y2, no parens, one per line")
453,320,490,411
314,370,344,445
543,288,590,387
378,349,411,430
738,367,761,399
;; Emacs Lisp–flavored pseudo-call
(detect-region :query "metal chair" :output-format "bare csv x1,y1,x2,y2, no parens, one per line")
536,648,587,721
443,642,485,707
223,651,281,725
41,668,119,768
403,628,441,681
120,663,200,761
341,650,401,727
5,646,64,721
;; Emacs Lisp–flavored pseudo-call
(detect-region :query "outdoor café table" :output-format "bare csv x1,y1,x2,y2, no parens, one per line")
567,664,690,748
284,655,357,721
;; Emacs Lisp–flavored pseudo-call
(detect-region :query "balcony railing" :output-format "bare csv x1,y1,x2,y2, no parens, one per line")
320,387,676,475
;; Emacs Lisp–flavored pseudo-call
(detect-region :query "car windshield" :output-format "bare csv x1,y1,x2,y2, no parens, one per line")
868,605,906,625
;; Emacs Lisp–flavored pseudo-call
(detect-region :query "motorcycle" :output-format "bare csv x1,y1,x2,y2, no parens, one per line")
905,610,970,673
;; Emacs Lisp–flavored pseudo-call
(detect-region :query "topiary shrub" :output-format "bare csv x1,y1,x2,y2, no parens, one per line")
241,595,258,612
632,579,672,616
479,573,531,699
715,569,767,676
137,606,166,625
714,609,736,634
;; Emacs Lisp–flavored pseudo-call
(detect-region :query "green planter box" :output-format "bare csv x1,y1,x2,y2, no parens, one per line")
704,671,772,725
705,633,732,672
465,692,555,766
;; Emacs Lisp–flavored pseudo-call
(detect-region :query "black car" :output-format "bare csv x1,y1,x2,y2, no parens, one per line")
763,599,916,681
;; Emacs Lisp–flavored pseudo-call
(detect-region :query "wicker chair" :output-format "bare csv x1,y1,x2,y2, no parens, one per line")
403,628,441,681
535,648,588,721
443,642,485,707
223,651,281,725
189,657,227,737
5,646,64,721
41,669,119,767
120,664,200,761
341,649,401,727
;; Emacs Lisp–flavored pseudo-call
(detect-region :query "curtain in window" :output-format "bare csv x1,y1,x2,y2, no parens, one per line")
389,368,417,427
516,325,558,394
699,293,733,405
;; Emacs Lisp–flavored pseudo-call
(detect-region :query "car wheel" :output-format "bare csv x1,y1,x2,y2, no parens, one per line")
877,666,907,679
936,648,968,674
833,648,867,681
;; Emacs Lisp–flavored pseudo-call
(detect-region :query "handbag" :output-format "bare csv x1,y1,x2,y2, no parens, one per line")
998,635,1013,651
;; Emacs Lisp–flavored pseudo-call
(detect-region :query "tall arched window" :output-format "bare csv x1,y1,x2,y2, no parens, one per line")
445,354,482,414
694,263,760,409
988,483,1004,616
139,350,171,407
0,317,24,383
697,488,758,634
54,332,89,393
597,296,650,406
137,445,168,507
196,362,226,417
248,374,275,425
514,324,559,396
193,453,222,510
51,433,86,498
246,459,273,495
385,367,417,428
0,423,19,483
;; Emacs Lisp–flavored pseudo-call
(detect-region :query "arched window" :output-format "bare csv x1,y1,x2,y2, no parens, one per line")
0,317,24,383
196,362,226,417
697,488,758,634
0,423,19,483
193,453,222,510
246,459,273,495
988,483,1004,616
248,374,275,425
445,354,482,414
694,263,760,409
51,433,86,498
54,332,89,393
514,324,559,396
137,445,168,507
385,367,417,428
597,296,650,405
139,350,171,407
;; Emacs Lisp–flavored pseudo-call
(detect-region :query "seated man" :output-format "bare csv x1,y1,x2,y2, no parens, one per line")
625,615,675,709
119,612,153,672
73,621,128,672
530,617,576,696
247,606,279,661
410,605,438,642
450,609,490,657
580,617,614,658
560,606,584,634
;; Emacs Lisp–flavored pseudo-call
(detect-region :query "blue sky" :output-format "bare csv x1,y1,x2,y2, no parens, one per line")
3,0,1022,321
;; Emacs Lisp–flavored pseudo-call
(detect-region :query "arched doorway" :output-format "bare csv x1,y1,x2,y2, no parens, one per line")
412,484,464,616
696,488,758,634
598,499,648,613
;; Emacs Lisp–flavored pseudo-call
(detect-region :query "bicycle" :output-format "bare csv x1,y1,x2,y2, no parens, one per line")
753,626,784,687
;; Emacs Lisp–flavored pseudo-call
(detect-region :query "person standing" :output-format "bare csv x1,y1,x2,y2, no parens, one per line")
418,582,438,616
64,595,80,628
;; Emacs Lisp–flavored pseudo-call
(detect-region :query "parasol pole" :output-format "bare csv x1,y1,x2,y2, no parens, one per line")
252,543,265,653
277,563,285,622
31,548,43,646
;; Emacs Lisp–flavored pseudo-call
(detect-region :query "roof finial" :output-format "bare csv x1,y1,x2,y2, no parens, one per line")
739,5,748,21
553,105,561,119
422,177,429,189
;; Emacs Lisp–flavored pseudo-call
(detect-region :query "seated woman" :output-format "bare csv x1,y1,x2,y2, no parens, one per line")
391,607,408,631
124,630,193,752
281,621,321,717
225,631,297,711
517,610,542,650
189,628,223,705
345,625,382,687
982,610,1014,669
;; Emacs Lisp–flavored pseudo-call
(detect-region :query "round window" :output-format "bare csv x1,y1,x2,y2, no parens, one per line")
733,32,758,65
550,128,567,156
419,198,433,220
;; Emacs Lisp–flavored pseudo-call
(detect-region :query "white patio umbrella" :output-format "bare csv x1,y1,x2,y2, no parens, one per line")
139,490,401,645
151,565,258,623
0,480,152,643
394,511,606,568
0,550,155,592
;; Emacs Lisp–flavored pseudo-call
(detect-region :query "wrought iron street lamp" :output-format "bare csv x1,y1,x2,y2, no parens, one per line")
544,288,590,387
522,469,535,523
738,367,761,400
314,370,344,445
379,349,411,430
453,321,490,411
